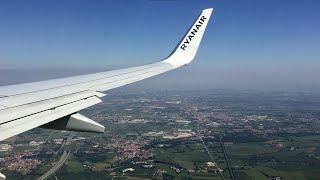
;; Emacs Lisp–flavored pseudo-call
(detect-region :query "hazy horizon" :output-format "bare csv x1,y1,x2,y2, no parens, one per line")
1,0,319,91
1,61,320,91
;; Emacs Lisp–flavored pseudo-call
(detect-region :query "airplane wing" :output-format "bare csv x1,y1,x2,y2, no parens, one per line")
0,8,213,141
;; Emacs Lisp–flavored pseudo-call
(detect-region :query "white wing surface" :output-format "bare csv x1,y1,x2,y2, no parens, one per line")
0,8,213,141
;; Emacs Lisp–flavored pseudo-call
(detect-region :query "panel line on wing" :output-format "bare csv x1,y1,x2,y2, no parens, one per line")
0,94,100,126
0,63,173,108
0,105,6,110
0,96,102,141
0,91,105,125
0,63,164,98
0,90,87,110
89,65,171,90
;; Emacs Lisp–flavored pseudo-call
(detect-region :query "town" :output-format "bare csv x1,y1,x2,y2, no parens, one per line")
1,89,320,179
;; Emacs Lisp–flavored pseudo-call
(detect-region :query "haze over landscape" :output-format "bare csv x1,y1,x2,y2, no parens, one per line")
0,0,319,89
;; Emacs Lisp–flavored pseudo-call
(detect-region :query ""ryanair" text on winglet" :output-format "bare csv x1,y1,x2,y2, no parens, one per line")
163,8,213,67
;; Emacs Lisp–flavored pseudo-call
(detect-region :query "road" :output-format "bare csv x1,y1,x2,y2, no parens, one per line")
219,135,235,180
37,134,73,180
196,124,226,180
37,103,122,180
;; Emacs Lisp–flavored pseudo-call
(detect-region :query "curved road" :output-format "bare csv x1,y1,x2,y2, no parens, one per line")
37,134,73,180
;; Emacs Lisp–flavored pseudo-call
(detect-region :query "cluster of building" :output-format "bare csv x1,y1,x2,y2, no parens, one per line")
0,137,67,174
0,144,12,152
0,152,41,172
163,129,195,139
107,137,154,160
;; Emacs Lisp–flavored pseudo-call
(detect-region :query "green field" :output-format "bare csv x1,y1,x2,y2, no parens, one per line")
225,142,281,156
234,166,320,180
224,135,320,180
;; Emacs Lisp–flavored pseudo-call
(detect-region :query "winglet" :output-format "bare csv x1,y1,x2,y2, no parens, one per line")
163,8,213,67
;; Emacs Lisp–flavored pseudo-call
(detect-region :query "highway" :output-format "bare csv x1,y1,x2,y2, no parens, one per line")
219,135,235,180
196,123,226,180
37,104,127,180
37,134,73,180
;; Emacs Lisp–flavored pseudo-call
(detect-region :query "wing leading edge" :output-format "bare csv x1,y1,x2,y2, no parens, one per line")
0,8,213,141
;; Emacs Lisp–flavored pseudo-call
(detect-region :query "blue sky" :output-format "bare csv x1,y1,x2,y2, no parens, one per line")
0,0,320,89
